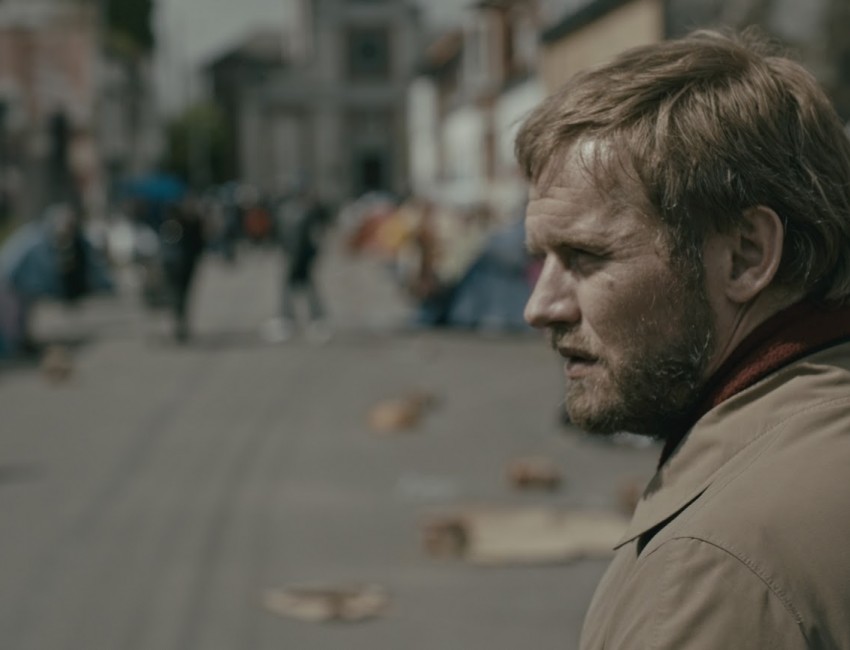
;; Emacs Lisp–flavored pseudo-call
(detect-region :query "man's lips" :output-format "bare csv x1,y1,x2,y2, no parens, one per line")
556,347,600,377
557,346,598,362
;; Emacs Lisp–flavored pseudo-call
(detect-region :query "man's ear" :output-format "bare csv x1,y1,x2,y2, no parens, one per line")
725,205,784,304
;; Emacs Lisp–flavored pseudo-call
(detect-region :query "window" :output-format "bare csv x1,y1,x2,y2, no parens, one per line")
346,26,390,80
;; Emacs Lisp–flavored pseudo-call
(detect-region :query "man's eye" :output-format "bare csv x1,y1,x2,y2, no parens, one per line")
573,248,599,259
561,248,605,271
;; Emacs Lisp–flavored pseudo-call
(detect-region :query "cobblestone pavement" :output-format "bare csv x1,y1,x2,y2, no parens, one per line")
0,239,658,650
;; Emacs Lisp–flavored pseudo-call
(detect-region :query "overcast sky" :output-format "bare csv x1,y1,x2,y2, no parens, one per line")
153,0,467,115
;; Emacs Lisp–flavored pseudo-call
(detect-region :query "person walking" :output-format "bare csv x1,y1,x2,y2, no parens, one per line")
160,197,206,343
263,186,332,343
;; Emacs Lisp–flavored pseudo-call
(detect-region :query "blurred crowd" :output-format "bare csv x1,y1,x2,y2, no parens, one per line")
0,180,537,359
342,192,535,331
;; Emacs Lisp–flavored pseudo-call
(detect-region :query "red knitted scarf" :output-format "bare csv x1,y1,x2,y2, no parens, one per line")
659,301,850,467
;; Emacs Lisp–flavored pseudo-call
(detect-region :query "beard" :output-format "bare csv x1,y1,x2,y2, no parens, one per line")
552,282,715,440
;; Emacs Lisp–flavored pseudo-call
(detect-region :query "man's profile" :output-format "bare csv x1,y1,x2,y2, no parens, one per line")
517,29,850,648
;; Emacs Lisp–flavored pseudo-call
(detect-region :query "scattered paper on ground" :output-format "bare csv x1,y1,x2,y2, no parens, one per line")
368,391,436,433
506,457,563,492
423,514,470,558
262,584,389,623
41,345,73,384
423,507,628,565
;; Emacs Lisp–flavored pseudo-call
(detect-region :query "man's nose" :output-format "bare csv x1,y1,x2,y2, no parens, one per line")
524,257,580,328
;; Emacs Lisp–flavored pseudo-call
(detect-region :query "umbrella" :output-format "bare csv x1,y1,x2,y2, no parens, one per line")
119,173,186,203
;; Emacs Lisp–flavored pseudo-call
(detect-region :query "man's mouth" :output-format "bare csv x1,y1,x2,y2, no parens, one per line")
557,347,600,377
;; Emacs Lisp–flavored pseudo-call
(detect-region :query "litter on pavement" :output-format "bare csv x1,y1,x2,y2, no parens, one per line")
506,456,563,492
367,390,437,434
262,584,389,624
422,506,628,565
40,345,73,384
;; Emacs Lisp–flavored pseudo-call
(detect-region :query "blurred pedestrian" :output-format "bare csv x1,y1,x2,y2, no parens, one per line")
221,184,244,263
408,200,446,325
242,194,273,246
159,197,206,343
0,279,29,357
263,186,332,343
52,202,89,304
518,30,850,648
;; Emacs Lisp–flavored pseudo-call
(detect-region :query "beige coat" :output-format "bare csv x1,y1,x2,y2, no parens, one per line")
580,342,850,649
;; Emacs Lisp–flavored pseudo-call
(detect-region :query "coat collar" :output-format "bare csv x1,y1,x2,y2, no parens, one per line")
615,372,791,547
659,301,850,466
616,301,850,548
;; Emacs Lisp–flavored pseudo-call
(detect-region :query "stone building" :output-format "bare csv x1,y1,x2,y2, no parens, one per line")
407,0,552,218
237,0,422,203
407,0,844,218
540,0,664,91
206,29,288,184
0,0,98,219
0,0,159,222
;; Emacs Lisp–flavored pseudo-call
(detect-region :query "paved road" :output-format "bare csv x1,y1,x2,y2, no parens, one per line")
0,241,657,650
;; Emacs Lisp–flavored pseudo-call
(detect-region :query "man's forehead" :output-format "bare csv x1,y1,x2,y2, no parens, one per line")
524,179,667,251
530,138,645,205
526,198,610,246
526,183,627,224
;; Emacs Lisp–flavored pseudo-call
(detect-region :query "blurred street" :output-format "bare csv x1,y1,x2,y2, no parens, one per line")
0,239,657,650
0,0,844,645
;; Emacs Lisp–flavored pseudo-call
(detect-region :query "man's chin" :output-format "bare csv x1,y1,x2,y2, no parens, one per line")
563,366,702,441
564,388,628,435
563,399,670,441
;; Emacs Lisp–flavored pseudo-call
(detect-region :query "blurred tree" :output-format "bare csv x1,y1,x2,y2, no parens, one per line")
103,0,155,57
162,103,231,188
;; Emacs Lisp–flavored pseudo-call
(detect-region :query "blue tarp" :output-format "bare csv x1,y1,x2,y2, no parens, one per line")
0,219,113,300
445,218,533,331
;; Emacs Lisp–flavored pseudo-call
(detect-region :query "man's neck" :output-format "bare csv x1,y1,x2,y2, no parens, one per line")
704,289,803,379
660,297,850,466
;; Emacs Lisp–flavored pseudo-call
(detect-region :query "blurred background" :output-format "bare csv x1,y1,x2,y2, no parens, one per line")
0,0,847,648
